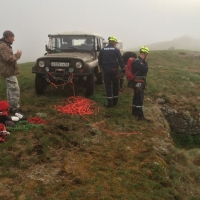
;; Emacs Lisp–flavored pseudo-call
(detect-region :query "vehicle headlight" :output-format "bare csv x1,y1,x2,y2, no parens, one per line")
76,62,82,68
39,61,45,67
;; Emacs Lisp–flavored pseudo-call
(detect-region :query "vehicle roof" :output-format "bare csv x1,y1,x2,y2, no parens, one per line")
48,31,103,38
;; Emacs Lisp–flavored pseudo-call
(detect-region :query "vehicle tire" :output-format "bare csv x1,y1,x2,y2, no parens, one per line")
95,71,104,84
85,73,94,96
35,74,47,94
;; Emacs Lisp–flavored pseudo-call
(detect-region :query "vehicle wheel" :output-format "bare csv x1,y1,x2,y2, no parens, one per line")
85,73,94,96
35,74,47,94
95,71,104,84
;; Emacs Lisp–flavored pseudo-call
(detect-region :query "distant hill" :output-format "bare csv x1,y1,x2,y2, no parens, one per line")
131,36,200,51
148,35,200,51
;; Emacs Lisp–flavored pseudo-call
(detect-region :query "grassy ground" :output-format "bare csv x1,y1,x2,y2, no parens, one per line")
0,51,200,199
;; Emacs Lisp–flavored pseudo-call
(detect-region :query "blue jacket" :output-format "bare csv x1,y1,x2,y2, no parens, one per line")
98,44,125,70
132,56,148,76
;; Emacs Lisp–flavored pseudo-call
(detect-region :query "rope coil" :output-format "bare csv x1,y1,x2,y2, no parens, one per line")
51,96,98,115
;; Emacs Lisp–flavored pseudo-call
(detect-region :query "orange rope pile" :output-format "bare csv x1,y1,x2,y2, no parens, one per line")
28,116,49,124
51,96,141,135
51,96,99,115
48,77,141,135
92,121,142,136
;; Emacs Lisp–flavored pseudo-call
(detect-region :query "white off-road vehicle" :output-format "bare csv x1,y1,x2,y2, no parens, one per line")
32,32,104,96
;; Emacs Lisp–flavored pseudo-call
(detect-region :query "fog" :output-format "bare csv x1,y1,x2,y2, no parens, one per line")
1,0,200,63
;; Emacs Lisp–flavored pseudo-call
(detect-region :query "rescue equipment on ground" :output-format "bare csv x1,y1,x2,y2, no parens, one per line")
28,116,49,124
0,100,9,116
0,123,10,142
51,96,98,115
7,121,44,132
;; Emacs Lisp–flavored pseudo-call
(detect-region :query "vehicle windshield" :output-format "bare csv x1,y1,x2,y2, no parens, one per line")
48,35,94,52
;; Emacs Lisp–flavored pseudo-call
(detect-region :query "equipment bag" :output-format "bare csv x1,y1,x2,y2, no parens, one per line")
0,100,9,124
0,100,9,116
0,123,10,142
125,57,135,81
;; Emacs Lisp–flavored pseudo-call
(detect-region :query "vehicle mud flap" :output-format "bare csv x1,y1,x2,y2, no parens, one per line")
35,74,47,95
85,73,94,97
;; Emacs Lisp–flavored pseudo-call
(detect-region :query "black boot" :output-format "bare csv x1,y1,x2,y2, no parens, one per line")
105,98,113,108
132,106,137,116
113,97,118,106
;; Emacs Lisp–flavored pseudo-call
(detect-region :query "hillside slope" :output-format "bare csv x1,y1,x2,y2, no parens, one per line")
0,51,200,199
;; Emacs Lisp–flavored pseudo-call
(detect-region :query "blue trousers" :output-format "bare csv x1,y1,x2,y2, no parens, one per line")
103,68,119,106
132,81,145,117
132,88,144,117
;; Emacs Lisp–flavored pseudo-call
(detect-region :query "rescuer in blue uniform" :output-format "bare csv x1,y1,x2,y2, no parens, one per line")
98,36,125,107
132,46,150,121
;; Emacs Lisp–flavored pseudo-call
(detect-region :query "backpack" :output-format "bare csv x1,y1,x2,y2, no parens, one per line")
125,57,135,81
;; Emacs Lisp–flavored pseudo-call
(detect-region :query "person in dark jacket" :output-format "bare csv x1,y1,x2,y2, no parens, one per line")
98,36,125,107
132,46,149,121
0,30,22,113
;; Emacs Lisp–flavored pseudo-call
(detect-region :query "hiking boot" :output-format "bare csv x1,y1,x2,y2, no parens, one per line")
137,116,150,122
15,112,27,120
113,98,118,106
104,104,113,108
10,116,20,122
132,107,137,117
132,113,137,117
105,99,113,108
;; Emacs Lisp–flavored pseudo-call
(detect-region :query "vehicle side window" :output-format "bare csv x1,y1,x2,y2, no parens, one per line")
100,38,103,49
49,38,60,50
95,38,101,51
56,38,61,48
95,38,98,50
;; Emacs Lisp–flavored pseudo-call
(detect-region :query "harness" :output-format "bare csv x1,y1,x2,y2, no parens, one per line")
134,76,146,83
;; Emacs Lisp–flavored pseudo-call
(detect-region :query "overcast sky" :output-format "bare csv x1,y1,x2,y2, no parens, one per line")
1,0,200,63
